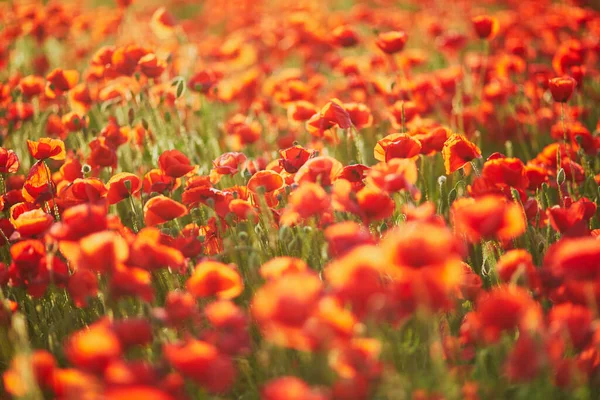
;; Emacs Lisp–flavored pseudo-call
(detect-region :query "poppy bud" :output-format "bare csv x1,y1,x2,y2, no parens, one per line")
548,76,576,103
472,15,499,40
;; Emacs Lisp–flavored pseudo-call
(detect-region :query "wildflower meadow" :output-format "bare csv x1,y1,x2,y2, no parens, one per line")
0,0,599,399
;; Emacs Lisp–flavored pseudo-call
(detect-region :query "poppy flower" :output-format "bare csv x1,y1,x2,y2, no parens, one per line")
88,137,117,169
295,156,343,186
496,249,540,290
543,237,600,281
376,31,408,54
11,209,53,237
210,152,247,182
27,138,66,161
374,133,422,161
128,227,184,271
260,257,308,280
548,199,593,237
306,99,352,138
452,195,526,243
288,101,319,122
105,387,174,400
549,76,577,103
442,134,482,174
0,148,19,173
22,161,54,204
247,170,285,207
331,25,360,47
106,173,142,205
19,75,45,98
262,377,328,400
158,150,195,178
164,339,236,393
472,15,499,40
187,261,243,299
138,53,166,79
344,102,373,129
60,230,129,273
66,323,122,374
150,7,178,39
67,269,98,307
252,272,322,350
280,182,331,226
504,334,542,383
474,286,542,343
481,157,529,190
279,145,312,174
325,221,375,257
109,265,154,303
143,195,187,226
355,186,395,223
45,68,79,97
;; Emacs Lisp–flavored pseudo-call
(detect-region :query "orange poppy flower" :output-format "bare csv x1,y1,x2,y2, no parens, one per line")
367,158,419,195
451,195,526,242
442,134,482,174
22,161,54,204
11,208,53,237
158,150,195,178
374,133,422,161
45,68,79,98
128,227,184,271
109,265,154,303
0,148,20,173
496,249,540,290
105,387,175,400
306,99,352,138
376,31,408,54
19,75,45,98
278,145,312,174
295,156,343,186
48,202,107,241
247,170,285,207
60,230,128,273
164,339,236,393
187,261,243,299
287,101,319,122
66,323,122,374
472,15,499,40
548,303,593,350
356,186,395,223
210,152,247,183
27,138,66,161
143,195,187,226
252,272,322,350
106,172,141,205
331,25,360,47
260,257,308,280
280,182,331,226
262,377,328,400
142,169,177,194
150,7,178,39
138,53,166,79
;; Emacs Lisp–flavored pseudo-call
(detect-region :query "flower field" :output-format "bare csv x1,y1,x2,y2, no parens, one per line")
1,0,600,398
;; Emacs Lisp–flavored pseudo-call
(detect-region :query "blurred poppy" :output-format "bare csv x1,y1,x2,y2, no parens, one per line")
0,148,19,173
472,15,499,40
187,261,243,299
376,31,408,54
143,195,187,226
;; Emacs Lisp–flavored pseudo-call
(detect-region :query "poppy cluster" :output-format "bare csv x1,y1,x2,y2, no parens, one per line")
0,0,599,399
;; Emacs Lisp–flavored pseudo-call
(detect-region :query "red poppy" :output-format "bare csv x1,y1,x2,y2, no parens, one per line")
443,134,482,174
158,150,195,178
187,261,243,300
376,31,408,54
472,15,499,40
27,138,66,161
549,77,577,103
143,195,188,226
107,172,142,205
0,148,19,173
